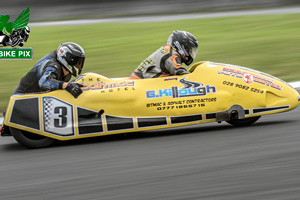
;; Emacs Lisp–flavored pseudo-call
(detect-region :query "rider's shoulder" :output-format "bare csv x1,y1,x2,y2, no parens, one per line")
44,60,61,71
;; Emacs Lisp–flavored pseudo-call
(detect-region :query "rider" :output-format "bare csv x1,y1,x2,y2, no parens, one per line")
129,30,198,79
13,42,85,98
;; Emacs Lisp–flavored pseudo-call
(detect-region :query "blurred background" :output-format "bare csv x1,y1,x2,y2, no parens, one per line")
0,0,300,112
4,0,300,21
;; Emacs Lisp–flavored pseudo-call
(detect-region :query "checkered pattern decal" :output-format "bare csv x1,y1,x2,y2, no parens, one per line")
43,97,53,131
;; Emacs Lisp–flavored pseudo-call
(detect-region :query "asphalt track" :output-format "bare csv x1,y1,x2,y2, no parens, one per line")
1,101,300,199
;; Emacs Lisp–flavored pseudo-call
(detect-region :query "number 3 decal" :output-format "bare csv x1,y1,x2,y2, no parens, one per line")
54,107,67,128
43,97,74,136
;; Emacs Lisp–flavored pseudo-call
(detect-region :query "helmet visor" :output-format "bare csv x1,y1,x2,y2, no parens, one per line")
68,54,85,76
189,46,198,60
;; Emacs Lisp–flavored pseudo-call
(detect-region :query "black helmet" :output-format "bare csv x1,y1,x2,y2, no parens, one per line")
57,42,85,77
167,31,198,65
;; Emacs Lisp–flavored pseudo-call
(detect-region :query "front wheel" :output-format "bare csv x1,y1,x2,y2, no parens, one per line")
10,127,55,149
226,116,261,127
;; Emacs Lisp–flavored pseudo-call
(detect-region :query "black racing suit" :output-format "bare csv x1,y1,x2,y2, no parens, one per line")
13,50,71,94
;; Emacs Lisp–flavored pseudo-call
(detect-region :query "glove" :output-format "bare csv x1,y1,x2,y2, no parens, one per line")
65,83,83,98
176,69,190,75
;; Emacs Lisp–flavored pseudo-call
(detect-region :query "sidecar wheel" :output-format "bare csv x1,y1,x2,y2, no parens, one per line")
226,116,261,127
10,127,55,149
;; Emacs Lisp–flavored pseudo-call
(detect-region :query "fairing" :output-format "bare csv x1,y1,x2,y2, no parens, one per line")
2,61,299,140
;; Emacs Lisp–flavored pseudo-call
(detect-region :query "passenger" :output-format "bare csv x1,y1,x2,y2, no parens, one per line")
129,30,198,79
13,42,85,98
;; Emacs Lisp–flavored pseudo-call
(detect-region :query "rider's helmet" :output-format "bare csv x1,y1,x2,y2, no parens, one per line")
57,42,85,77
167,31,198,66
23,26,30,42
25,26,31,34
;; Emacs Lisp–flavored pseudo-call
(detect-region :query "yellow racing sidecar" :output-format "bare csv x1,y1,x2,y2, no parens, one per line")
1,61,299,148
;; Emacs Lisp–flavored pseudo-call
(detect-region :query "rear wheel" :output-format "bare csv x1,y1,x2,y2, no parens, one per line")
226,116,261,127
10,127,55,148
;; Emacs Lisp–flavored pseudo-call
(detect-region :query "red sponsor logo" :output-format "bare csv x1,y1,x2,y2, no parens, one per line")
243,74,253,84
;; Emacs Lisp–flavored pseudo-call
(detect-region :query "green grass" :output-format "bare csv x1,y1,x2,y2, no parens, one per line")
1,13,300,112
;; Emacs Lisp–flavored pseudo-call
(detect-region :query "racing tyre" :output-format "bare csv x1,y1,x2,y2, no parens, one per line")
226,116,261,127
10,127,55,149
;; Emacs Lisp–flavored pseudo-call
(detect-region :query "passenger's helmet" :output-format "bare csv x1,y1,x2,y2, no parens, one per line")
57,42,85,77
167,31,198,65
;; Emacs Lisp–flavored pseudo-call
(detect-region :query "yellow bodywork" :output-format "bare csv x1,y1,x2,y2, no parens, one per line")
3,61,299,140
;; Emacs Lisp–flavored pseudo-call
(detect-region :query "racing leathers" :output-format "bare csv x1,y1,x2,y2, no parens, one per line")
129,45,189,79
13,50,71,94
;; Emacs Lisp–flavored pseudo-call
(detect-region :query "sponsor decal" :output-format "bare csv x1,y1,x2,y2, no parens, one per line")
82,81,135,91
0,7,32,59
222,81,265,94
243,74,253,84
146,78,216,99
164,77,177,81
146,98,217,111
217,67,281,90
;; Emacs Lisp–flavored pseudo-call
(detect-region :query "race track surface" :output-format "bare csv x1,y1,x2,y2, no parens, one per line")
1,105,300,199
